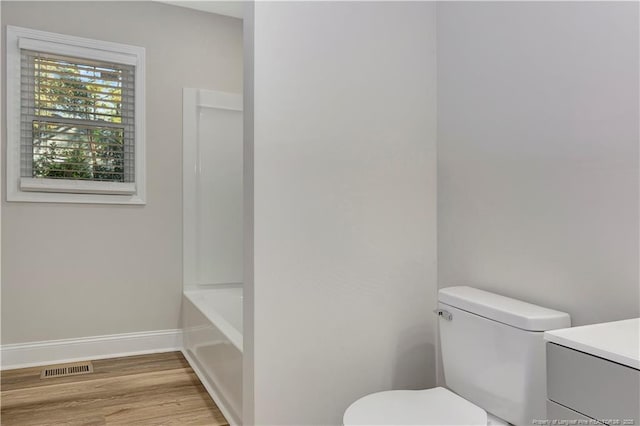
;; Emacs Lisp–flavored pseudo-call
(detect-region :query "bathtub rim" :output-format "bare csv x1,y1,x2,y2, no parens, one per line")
183,284,243,353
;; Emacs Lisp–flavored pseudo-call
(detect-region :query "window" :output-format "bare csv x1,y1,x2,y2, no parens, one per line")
6,26,145,204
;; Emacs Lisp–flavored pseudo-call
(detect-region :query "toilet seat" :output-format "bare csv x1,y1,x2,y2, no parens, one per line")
343,387,487,425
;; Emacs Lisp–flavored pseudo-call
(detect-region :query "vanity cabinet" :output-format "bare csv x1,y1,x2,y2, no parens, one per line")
544,318,640,426
546,399,599,425
546,342,639,424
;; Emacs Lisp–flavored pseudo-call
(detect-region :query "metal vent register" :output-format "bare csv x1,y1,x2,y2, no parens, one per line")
40,361,94,379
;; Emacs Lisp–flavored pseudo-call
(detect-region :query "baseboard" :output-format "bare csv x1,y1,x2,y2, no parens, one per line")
1,329,183,370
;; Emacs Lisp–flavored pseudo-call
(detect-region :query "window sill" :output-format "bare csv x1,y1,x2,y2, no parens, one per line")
8,178,145,205
21,178,136,195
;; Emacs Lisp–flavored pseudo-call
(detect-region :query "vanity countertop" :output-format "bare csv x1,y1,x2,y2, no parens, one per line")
544,318,640,370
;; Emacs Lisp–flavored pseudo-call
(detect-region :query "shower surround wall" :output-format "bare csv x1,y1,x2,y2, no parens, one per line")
1,2,243,345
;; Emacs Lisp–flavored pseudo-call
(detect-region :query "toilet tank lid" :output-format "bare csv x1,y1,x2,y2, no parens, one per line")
438,286,571,331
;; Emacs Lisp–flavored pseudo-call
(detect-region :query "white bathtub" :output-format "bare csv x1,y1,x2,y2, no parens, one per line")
182,285,243,425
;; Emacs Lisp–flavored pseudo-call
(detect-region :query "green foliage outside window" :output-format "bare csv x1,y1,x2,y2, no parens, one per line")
31,55,127,182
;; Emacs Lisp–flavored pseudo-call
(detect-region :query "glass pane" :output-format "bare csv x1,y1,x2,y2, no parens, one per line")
32,121,125,182
33,54,127,123
20,50,135,183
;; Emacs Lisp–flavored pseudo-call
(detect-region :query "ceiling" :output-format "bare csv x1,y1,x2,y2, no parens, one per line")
159,1,244,19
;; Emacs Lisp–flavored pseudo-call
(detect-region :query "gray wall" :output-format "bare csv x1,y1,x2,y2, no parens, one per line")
1,1,243,344
242,2,255,424
437,1,639,332
247,2,437,424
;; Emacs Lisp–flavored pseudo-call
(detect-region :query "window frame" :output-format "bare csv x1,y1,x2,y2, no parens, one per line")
6,26,146,204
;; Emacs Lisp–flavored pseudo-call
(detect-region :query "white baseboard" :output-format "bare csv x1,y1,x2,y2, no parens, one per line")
1,329,183,370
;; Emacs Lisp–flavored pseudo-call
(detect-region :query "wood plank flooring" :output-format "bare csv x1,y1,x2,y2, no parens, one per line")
0,352,228,426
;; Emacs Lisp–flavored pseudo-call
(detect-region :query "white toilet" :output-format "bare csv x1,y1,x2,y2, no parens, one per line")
343,286,571,425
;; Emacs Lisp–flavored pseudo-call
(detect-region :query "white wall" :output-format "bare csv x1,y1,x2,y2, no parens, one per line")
1,1,243,344
0,1,4,353
437,1,639,335
183,90,243,289
247,2,437,424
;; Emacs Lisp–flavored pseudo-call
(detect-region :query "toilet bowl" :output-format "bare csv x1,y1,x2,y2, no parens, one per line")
343,286,571,426
343,387,509,425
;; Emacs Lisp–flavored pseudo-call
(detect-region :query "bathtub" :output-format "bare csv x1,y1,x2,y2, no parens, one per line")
182,285,242,425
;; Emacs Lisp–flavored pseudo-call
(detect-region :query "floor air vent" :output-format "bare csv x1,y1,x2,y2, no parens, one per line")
40,361,94,379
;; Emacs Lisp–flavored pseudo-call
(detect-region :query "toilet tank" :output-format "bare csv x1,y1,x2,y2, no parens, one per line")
438,287,570,426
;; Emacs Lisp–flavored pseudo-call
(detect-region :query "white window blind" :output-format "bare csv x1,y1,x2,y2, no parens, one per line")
20,50,136,183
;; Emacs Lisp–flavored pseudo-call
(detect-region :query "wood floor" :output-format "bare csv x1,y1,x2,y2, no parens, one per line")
0,352,228,426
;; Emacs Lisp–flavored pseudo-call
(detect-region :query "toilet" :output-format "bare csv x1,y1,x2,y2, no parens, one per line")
343,286,571,425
